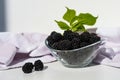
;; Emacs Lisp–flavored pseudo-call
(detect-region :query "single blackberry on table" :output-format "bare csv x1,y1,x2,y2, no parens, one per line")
71,38,81,49
22,62,34,73
34,60,44,71
80,31,91,42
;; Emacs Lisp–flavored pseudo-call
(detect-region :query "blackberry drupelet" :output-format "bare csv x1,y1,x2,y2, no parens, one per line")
22,62,34,73
34,60,44,71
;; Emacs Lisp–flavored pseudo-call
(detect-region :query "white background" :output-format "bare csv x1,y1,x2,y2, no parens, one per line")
5,0,120,34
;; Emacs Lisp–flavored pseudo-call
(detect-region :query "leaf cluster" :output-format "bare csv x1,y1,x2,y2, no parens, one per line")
55,7,98,32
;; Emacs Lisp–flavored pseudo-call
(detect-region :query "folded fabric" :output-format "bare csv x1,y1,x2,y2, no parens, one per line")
16,33,48,53
0,42,17,67
0,32,56,70
0,54,56,70
93,27,120,68
29,44,51,57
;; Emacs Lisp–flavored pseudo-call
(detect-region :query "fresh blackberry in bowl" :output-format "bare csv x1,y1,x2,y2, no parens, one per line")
89,33,101,44
52,40,72,50
51,31,63,42
34,60,44,71
63,30,73,36
90,33,97,36
47,31,63,46
22,62,34,73
63,30,79,41
51,42,60,50
71,38,81,49
46,35,55,47
79,42,89,48
79,31,91,42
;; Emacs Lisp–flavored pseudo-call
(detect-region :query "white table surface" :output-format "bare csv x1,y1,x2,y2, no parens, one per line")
0,61,120,80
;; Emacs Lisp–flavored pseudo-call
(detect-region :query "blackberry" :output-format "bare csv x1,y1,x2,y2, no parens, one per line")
50,31,57,36
63,30,79,41
71,38,81,49
34,60,44,71
90,33,97,36
51,42,59,50
63,30,73,36
63,30,73,40
80,31,91,42
79,42,89,48
47,31,63,47
22,62,34,73
46,35,55,46
53,40,72,50
51,31,63,42
89,34,101,44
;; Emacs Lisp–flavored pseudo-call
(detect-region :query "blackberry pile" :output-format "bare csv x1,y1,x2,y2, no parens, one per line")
47,30,100,50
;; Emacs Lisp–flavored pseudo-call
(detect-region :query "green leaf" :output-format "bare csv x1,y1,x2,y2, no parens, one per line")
72,23,86,32
63,7,76,23
55,7,98,32
78,13,98,26
71,19,79,28
55,20,70,30
70,16,79,25
76,25,86,32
